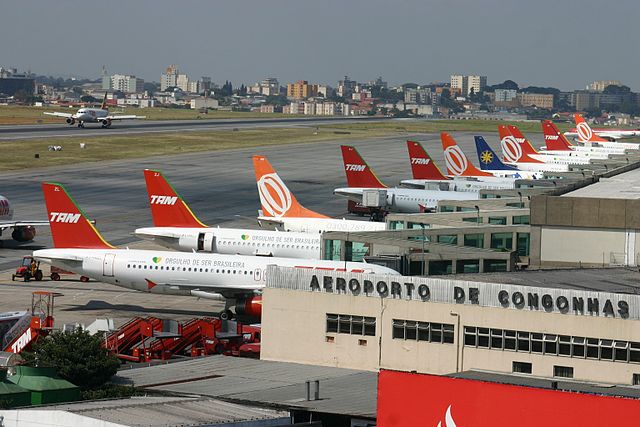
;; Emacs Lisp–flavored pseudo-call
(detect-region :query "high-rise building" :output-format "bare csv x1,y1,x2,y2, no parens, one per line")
587,80,621,92
336,76,356,98
176,74,190,92
108,74,144,93
287,80,319,99
160,65,179,91
450,75,487,96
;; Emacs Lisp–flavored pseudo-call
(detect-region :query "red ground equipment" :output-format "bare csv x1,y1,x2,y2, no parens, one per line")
1,291,59,354
12,256,44,282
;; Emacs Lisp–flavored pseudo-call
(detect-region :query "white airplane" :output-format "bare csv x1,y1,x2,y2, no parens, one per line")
33,182,398,320
566,114,640,150
134,169,322,259
334,145,479,213
253,155,386,233
0,195,48,247
497,125,575,171
43,93,144,128
564,114,640,141
400,140,515,190
541,121,627,158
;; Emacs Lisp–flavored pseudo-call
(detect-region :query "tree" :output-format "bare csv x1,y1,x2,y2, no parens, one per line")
80,95,98,103
486,80,519,92
24,329,120,389
603,85,631,94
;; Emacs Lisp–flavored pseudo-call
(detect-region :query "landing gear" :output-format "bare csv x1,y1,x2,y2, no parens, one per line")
77,122,85,128
219,309,234,321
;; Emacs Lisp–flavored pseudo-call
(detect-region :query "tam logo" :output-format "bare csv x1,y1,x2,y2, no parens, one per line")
545,135,559,140
411,158,431,165
49,212,81,223
11,328,32,353
150,195,178,205
345,164,366,172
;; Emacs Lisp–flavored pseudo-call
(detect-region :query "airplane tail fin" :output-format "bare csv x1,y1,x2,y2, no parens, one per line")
406,140,448,180
252,155,328,218
499,126,542,163
507,125,540,155
100,92,108,110
143,169,206,228
542,120,573,151
41,182,114,249
340,145,387,188
474,136,518,171
440,132,492,177
574,113,608,143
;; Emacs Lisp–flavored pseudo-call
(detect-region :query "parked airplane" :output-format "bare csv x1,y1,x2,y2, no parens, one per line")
501,125,590,166
253,155,386,233
440,133,540,179
399,140,514,190
43,93,144,128
334,145,478,213
33,182,398,320
565,114,640,141
567,114,640,150
134,169,322,259
541,121,626,158
0,195,48,247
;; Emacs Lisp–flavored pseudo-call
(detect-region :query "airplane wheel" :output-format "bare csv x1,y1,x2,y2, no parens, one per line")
219,310,234,321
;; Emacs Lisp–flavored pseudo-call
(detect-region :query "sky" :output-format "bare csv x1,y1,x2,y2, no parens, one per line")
2,0,639,91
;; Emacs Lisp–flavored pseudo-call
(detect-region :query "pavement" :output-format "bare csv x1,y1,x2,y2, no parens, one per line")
0,128,544,326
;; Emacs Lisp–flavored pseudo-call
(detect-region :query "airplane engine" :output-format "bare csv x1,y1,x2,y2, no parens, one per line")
12,226,36,242
66,118,75,125
235,296,262,318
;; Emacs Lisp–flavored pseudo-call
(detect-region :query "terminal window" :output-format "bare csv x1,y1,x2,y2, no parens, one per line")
326,313,376,336
392,319,454,344
464,325,640,365
553,365,574,378
512,361,532,374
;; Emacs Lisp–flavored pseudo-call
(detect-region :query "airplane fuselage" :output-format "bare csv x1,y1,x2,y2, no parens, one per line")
400,178,515,191
258,216,386,234
333,187,478,213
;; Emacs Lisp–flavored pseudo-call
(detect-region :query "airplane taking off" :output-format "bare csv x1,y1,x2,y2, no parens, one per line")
253,155,386,233
134,169,322,259
33,182,398,320
0,195,48,247
399,140,514,190
43,93,144,128
335,145,478,213
565,114,640,141
566,114,640,150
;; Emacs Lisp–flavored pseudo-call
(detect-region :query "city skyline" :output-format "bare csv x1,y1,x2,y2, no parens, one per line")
1,0,639,91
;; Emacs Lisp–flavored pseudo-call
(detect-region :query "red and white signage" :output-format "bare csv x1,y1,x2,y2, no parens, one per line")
378,370,640,426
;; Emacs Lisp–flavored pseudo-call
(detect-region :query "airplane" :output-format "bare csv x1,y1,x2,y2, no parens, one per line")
566,114,640,150
43,93,145,128
253,155,386,233
440,133,540,180
334,145,478,213
498,126,574,171
0,195,49,248
564,114,640,141
474,136,546,179
399,140,515,190
134,169,322,259
541,121,627,159
33,182,398,320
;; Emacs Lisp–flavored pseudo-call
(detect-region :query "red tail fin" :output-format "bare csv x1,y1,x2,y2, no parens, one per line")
498,126,542,163
143,169,206,228
440,133,492,177
508,125,539,155
406,140,449,180
42,182,114,249
574,114,608,143
253,155,328,218
340,145,387,188
542,120,573,151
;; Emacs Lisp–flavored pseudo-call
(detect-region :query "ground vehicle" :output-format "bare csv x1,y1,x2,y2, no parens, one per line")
12,256,43,282
49,265,89,282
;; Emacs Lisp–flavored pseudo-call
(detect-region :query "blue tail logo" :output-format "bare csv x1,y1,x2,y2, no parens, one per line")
474,136,519,171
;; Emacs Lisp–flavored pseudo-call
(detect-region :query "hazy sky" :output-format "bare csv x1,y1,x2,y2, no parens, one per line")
2,0,638,90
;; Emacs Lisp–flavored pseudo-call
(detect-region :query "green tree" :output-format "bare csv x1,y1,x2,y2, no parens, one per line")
80,95,98,103
24,329,119,389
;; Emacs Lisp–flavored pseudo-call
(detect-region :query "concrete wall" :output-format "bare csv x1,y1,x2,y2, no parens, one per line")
540,227,627,267
261,287,640,385
531,196,640,229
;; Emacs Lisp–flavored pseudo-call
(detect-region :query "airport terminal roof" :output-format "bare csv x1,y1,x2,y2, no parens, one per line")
447,268,640,295
564,167,640,199
449,370,640,400
113,355,378,419
29,396,289,426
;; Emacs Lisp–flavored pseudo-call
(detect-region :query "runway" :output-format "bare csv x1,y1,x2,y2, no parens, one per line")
0,116,384,140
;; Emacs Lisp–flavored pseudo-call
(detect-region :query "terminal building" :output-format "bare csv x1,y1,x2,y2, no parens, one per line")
261,265,640,386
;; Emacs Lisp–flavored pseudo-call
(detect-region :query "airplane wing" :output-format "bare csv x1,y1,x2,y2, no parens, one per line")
146,279,260,299
33,252,84,265
0,220,49,230
43,112,74,118
104,115,146,121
